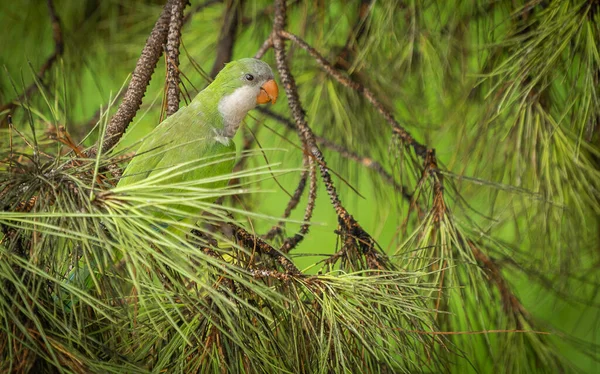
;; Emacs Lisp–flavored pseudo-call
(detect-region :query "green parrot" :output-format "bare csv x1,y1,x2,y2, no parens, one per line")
117,58,278,229
57,59,278,309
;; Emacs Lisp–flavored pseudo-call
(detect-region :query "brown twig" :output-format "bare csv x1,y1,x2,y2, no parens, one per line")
279,30,428,159
278,155,317,253
249,268,294,281
0,0,64,124
323,227,389,271
86,0,173,158
262,167,308,241
257,107,413,201
282,156,317,251
210,0,245,79
230,223,301,275
254,37,274,59
272,0,387,269
272,9,352,220
166,0,187,116
468,240,529,329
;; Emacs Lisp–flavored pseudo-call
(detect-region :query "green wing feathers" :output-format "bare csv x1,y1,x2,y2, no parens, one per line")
117,102,236,221
116,58,278,224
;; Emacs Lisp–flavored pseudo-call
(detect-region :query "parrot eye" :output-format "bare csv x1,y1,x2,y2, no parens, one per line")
245,74,255,81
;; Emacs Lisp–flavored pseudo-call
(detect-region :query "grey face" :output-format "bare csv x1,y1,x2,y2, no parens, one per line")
238,58,275,87
215,58,278,140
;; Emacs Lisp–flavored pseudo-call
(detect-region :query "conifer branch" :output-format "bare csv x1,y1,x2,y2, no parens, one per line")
272,0,387,269
230,223,301,275
257,107,412,201
166,0,187,116
278,31,427,157
86,0,173,158
278,155,317,253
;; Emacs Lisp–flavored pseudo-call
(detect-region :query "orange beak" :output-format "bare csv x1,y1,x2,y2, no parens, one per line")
256,79,278,104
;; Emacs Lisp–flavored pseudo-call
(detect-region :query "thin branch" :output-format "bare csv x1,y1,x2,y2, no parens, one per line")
278,155,317,253
166,0,187,116
210,0,244,79
249,268,294,281
279,30,428,159
257,107,412,201
254,37,274,59
0,0,64,123
468,240,529,329
106,163,123,181
262,167,308,241
317,136,412,200
272,4,350,220
230,223,301,275
272,0,387,269
86,0,173,158
276,28,446,253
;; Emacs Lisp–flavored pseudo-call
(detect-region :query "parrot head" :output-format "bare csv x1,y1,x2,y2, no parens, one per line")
213,58,278,105
208,58,279,139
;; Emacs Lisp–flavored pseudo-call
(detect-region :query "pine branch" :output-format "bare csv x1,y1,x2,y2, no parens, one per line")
272,0,388,270
166,0,187,116
273,30,443,216
230,223,301,275
262,165,308,241
279,30,428,158
257,107,412,201
254,37,274,59
86,0,173,158
278,155,317,253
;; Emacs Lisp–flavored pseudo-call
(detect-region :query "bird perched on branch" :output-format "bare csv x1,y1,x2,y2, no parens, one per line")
117,58,278,229
60,59,278,311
